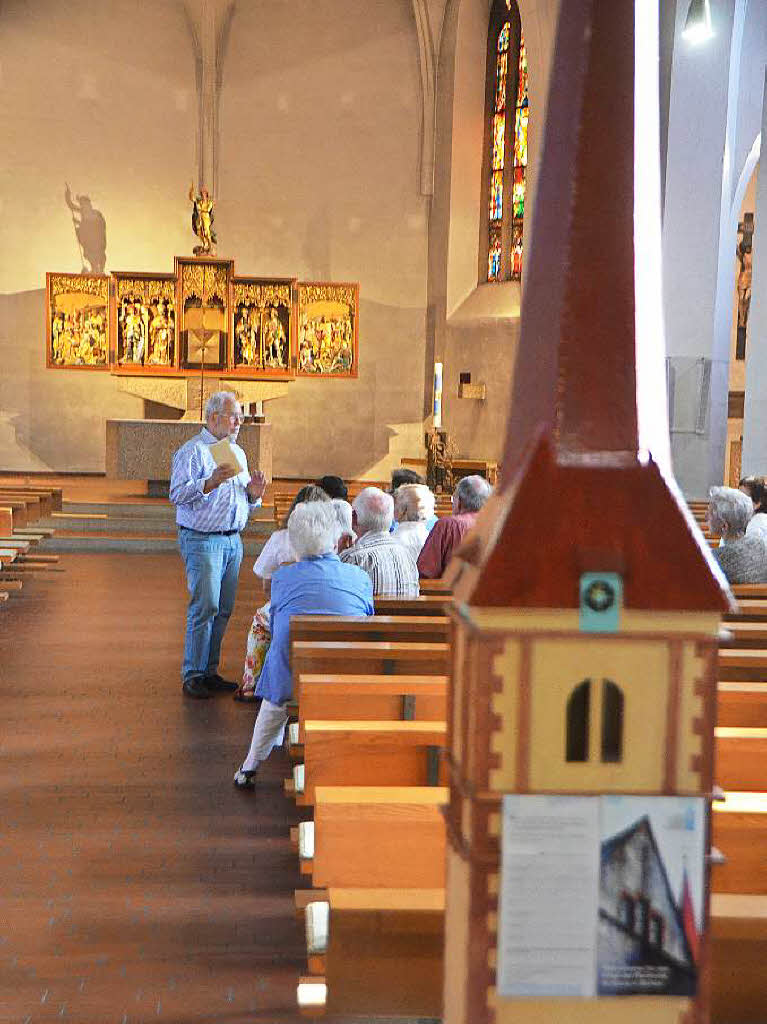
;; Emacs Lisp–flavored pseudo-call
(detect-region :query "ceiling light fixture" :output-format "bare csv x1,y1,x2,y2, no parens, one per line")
682,0,714,45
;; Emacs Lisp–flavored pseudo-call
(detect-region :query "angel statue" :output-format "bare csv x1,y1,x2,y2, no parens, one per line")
188,183,217,256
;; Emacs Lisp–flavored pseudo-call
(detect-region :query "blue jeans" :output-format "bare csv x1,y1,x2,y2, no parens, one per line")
178,528,243,682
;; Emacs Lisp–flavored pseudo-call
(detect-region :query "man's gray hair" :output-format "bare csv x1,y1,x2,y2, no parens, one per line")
288,501,338,559
331,498,353,539
709,485,753,537
454,474,492,513
394,483,435,523
204,391,239,420
353,486,394,533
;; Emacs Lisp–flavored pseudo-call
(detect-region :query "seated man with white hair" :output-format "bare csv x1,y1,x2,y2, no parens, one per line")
234,501,373,788
340,487,420,597
417,474,492,579
708,485,767,584
392,483,436,560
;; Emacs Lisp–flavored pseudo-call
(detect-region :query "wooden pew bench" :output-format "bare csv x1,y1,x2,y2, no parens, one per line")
290,641,450,702
290,614,449,645
710,893,767,1023
715,727,767,790
290,674,448,740
298,888,444,1018
298,786,447,889
374,594,450,615
711,792,767,894
0,492,43,520
0,507,13,535
288,720,447,805
717,683,767,727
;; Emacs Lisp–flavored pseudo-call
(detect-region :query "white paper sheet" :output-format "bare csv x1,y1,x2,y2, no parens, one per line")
497,795,600,998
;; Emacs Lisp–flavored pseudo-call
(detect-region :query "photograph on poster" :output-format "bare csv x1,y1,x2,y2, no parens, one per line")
597,795,704,997
496,794,705,1000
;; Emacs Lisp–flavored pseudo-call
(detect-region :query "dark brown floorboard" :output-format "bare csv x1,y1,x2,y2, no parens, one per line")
0,552,310,1023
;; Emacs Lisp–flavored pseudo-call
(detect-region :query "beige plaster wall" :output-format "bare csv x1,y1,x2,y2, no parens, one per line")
217,0,429,480
0,0,428,479
0,0,196,470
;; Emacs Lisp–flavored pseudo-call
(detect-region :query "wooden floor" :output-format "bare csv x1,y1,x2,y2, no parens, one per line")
0,552,310,1023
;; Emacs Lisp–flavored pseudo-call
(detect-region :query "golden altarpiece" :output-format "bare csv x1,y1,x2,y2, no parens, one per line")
46,259,359,383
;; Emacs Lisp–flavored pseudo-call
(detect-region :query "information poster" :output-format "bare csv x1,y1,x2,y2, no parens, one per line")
497,795,705,999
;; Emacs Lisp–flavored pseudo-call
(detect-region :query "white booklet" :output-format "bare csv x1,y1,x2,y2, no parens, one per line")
209,439,249,483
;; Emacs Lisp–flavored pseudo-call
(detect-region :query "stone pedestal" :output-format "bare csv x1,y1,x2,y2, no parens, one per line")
106,420,273,486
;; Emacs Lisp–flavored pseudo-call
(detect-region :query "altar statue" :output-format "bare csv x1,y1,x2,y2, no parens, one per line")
188,183,217,256
147,299,172,365
263,307,287,367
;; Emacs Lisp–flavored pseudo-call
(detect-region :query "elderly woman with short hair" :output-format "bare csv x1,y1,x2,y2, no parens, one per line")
392,483,436,560
708,485,767,584
234,501,373,788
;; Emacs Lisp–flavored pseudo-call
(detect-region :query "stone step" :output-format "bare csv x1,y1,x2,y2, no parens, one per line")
43,513,273,537
60,501,275,520
44,532,268,555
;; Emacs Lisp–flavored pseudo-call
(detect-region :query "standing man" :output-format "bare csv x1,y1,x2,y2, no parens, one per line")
170,391,267,698
417,475,492,579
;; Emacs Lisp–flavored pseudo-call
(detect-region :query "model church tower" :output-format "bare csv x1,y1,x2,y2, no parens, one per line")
441,3,730,1023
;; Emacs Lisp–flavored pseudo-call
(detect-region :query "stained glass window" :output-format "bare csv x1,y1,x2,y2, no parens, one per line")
485,3,527,282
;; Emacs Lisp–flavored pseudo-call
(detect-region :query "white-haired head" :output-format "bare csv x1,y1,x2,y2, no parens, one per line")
353,486,394,536
394,483,435,523
331,498,353,538
204,391,242,440
708,485,753,539
288,501,338,559
453,474,492,513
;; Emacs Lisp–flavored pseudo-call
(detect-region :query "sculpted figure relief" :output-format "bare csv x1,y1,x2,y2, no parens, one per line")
188,183,217,256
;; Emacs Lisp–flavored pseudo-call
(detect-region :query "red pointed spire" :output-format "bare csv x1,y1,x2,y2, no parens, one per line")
448,0,729,614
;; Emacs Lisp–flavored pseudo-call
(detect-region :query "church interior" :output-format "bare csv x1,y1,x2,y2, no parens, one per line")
1,0,766,1021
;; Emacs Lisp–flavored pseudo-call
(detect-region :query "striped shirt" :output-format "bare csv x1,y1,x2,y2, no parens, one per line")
339,530,420,597
169,428,261,532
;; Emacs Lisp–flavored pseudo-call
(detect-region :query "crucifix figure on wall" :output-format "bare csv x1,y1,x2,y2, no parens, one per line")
736,212,754,360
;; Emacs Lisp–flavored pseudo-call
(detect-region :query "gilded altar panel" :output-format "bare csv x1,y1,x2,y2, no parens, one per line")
46,272,110,370
111,273,177,373
230,277,294,377
175,258,232,371
297,281,358,377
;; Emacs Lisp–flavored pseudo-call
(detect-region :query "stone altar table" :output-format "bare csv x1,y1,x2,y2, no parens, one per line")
106,420,272,493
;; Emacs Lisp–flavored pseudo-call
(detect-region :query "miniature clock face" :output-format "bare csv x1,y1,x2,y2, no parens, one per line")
584,579,616,613
579,572,622,632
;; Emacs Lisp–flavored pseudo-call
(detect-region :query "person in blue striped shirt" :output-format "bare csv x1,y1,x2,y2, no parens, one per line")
170,391,266,699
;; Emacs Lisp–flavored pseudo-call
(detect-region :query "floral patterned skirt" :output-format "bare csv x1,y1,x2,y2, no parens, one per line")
241,602,271,695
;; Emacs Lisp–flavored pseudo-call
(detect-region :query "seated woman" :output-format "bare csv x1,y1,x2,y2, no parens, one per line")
739,475,767,540
235,484,330,702
708,485,767,584
233,501,374,788
392,483,436,560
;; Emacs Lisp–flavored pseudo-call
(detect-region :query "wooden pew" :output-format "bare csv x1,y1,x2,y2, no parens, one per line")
294,674,447,733
718,683,767,727
0,492,43,519
299,888,444,1018
710,894,767,1024
711,792,767,894
375,594,450,615
289,720,447,804
0,507,13,535
301,786,447,889
290,641,450,701
290,614,449,645
715,727,767,790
